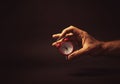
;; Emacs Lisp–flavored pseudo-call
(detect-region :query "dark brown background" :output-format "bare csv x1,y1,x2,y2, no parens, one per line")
1,0,120,84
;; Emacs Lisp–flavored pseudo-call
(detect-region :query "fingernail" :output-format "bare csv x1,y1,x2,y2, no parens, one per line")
52,43,56,46
52,35,55,37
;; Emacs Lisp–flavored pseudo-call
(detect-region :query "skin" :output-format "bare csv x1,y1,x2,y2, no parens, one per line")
52,26,120,60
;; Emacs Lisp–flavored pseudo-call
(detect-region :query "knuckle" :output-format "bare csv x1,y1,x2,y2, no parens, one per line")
68,25,76,30
69,25,75,28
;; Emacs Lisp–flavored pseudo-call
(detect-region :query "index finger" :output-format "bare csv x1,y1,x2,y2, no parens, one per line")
52,33,73,39
59,25,84,39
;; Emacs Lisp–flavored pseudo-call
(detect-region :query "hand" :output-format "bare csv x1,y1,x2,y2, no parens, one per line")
52,26,104,60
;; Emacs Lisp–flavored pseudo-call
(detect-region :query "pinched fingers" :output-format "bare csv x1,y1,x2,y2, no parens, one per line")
59,26,88,40
52,26,74,39
52,33,74,46
52,40,63,46
59,26,78,39
52,25,87,40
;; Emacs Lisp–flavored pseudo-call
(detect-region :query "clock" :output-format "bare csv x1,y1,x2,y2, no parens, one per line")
55,37,76,56
59,41,74,55
54,36,82,56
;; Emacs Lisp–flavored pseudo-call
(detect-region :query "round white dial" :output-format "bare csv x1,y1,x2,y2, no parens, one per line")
59,42,73,55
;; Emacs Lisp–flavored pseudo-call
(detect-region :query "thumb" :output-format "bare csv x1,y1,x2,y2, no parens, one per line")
68,48,89,60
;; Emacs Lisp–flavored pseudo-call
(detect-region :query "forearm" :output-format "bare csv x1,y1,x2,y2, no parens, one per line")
102,40,120,55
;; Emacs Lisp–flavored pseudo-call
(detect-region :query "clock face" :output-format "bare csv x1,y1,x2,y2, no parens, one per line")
59,41,74,55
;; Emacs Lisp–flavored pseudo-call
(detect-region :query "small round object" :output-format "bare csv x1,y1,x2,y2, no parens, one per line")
59,41,74,55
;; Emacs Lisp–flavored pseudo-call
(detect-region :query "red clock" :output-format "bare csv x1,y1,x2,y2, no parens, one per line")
58,41,74,56
54,36,82,56
54,35,82,57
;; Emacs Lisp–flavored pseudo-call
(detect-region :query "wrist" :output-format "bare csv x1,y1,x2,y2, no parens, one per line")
101,41,108,55
101,41,113,55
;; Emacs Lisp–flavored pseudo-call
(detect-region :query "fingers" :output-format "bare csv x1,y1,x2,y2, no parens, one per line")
52,33,74,46
52,26,74,40
65,33,73,37
59,26,74,39
60,26,86,38
68,48,89,60
59,26,77,39
52,38,63,46
52,25,87,40
52,33,61,38
52,33,73,39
